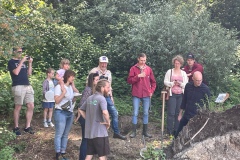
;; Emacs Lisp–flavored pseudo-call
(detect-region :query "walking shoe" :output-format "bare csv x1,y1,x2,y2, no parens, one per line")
13,127,21,136
48,121,54,127
43,121,48,128
24,127,35,134
113,133,127,140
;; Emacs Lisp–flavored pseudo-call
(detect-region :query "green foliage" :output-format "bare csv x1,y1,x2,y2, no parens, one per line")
0,72,14,115
0,121,16,160
0,146,15,160
109,1,239,95
142,144,166,160
208,0,240,37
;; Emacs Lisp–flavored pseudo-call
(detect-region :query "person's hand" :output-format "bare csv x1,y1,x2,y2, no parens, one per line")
138,72,146,78
150,93,153,97
28,57,33,63
21,56,28,62
100,121,110,129
111,96,114,104
178,114,182,121
74,115,80,123
174,80,182,86
187,73,192,77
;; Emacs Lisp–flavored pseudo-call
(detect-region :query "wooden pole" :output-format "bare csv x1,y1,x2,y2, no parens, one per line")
161,91,167,148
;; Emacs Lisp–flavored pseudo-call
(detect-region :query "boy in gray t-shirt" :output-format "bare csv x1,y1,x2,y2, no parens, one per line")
80,79,111,159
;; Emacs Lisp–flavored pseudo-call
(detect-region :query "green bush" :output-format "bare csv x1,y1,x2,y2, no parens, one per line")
0,72,14,115
0,121,16,160
0,146,15,160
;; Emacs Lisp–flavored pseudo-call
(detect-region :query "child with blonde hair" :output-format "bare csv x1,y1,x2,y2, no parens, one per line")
42,68,55,127
55,58,79,92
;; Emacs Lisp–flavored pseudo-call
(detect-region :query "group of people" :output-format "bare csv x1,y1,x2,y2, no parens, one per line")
164,54,210,138
8,46,210,160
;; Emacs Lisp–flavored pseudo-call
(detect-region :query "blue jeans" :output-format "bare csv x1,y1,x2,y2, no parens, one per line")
132,96,150,124
54,109,74,153
78,116,87,160
105,96,119,134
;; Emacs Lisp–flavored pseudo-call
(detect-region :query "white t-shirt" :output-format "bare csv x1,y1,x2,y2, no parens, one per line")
54,84,74,112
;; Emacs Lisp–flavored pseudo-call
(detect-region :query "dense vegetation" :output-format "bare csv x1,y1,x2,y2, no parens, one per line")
1,0,240,158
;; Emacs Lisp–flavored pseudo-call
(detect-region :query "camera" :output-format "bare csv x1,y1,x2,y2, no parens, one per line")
99,75,108,80
26,56,30,60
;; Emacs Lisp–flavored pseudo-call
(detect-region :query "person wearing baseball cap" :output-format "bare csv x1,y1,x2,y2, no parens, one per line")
86,56,127,140
183,53,204,82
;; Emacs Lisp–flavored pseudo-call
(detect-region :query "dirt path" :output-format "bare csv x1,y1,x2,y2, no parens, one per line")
12,113,166,160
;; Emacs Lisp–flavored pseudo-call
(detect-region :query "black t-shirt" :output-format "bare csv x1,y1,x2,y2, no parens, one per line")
8,59,30,86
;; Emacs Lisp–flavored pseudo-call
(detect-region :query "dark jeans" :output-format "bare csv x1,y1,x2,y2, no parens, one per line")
105,96,119,134
79,116,87,160
167,94,182,134
175,116,189,138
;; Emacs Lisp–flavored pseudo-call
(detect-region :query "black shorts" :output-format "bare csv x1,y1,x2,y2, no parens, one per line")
86,137,110,157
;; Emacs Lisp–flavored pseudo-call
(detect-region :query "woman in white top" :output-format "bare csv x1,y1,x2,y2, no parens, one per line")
164,55,188,136
54,70,76,160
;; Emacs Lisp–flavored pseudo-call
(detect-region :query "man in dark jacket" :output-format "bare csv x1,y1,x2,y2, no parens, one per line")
175,71,210,138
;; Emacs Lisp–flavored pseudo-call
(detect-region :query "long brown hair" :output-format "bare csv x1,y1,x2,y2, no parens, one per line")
63,70,75,84
87,73,99,94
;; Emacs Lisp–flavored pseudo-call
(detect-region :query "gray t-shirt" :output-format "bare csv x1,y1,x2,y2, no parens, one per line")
80,92,108,139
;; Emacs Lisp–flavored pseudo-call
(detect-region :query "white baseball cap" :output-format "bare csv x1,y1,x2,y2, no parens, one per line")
99,56,109,63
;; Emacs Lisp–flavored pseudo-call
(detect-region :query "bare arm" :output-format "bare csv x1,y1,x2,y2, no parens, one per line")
54,85,67,104
79,109,86,119
12,57,27,75
102,110,110,129
28,58,33,76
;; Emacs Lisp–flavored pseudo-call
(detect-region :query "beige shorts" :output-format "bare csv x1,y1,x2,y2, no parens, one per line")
12,85,34,105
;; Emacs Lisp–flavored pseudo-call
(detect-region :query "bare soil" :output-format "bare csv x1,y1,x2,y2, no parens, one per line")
166,105,240,159
11,113,166,160
10,105,240,159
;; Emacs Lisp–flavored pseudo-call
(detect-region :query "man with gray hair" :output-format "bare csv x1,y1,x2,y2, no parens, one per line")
88,56,126,140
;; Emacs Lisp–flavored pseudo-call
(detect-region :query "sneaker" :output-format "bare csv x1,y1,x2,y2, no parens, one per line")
13,127,21,136
24,127,35,134
48,121,54,127
43,122,48,128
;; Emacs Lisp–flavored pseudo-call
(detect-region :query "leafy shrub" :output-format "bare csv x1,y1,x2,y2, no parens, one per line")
0,120,16,160
0,146,15,160
0,72,14,115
